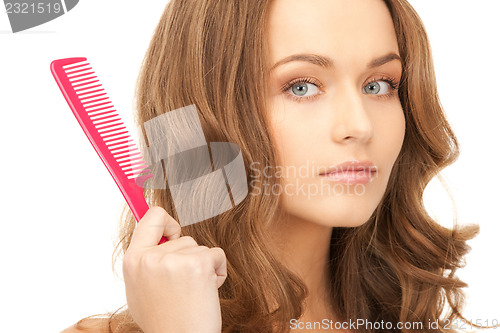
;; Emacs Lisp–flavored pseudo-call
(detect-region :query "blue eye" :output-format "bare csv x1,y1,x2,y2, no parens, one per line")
363,77,400,99
281,77,323,103
291,82,320,97
364,81,389,94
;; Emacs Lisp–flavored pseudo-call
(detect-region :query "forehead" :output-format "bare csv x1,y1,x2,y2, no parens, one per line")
266,0,399,67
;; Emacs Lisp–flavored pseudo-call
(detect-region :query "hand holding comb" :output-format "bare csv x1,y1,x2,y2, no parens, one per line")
50,57,168,245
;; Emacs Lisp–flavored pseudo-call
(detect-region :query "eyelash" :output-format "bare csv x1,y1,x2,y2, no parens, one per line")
280,76,400,103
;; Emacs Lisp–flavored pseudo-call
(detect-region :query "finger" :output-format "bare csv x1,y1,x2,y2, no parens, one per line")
209,247,227,288
159,235,200,251
130,206,182,249
175,244,208,254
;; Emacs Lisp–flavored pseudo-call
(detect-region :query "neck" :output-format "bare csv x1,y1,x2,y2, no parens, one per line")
268,211,334,318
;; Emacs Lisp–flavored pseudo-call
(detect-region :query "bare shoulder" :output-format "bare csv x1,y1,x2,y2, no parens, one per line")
60,317,114,333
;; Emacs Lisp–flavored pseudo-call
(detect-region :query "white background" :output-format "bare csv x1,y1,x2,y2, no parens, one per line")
0,1,498,332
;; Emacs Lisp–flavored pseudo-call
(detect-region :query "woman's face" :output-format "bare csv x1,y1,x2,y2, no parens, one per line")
265,0,405,227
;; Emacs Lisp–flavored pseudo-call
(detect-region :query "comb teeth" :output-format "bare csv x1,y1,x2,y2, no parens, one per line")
61,60,153,181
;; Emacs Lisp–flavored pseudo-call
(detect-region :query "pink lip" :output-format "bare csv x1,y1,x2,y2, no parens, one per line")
319,160,377,184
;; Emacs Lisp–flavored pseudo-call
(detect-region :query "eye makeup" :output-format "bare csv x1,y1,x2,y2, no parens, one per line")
279,74,400,103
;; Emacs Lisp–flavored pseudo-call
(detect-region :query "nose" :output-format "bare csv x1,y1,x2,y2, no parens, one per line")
329,82,374,144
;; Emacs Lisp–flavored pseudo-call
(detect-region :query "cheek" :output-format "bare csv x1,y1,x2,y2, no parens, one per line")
386,106,405,157
267,105,312,168
373,104,406,177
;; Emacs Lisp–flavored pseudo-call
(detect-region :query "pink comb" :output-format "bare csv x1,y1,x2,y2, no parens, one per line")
51,57,167,245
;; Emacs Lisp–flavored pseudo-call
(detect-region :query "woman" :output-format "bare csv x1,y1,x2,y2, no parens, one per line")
63,0,479,332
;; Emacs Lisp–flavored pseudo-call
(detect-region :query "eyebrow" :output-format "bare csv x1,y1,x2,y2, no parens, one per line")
270,52,402,71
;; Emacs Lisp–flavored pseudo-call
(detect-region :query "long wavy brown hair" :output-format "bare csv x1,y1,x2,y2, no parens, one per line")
72,0,481,332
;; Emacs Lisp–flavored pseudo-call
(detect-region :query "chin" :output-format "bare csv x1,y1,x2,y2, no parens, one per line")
282,193,381,228
314,206,375,228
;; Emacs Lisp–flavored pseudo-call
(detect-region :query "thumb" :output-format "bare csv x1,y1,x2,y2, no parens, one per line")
130,206,181,249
